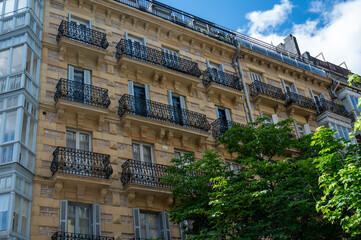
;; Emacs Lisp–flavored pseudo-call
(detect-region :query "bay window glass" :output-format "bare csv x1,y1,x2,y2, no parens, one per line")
21,199,28,235
18,0,26,10
19,146,26,166
32,53,38,79
0,194,9,231
0,49,9,76
28,118,35,150
9,74,21,90
12,195,20,231
21,113,27,143
1,145,13,163
140,212,158,239
4,111,17,142
0,176,11,190
11,46,23,72
26,47,31,73
4,0,15,16
68,205,90,234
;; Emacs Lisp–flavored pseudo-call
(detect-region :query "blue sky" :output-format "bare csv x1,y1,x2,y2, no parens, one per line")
156,0,361,74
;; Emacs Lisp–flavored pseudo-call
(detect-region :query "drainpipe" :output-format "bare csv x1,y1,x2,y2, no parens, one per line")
232,41,254,122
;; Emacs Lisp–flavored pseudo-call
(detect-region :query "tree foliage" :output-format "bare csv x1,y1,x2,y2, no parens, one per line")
164,117,346,239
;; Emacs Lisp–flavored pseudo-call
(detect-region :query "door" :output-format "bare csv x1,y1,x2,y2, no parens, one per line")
73,69,84,103
66,130,91,176
171,96,183,125
133,85,147,116
68,15,91,43
126,35,146,59
132,143,157,185
250,72,264,93
216,107,231,135
162,47,179,69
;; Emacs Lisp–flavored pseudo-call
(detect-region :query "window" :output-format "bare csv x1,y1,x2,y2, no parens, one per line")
162,47,179,67
132,142,153,163
226,161,240,174
250,72,263,82
174,150,191,159
59,200,101,236
0,49,10,76
66,130,91,151
12,195,29,235
0,176,11,190
67,66,91,104
4,110,17,142
0,194,9,231
350,96,361,111
125,33,147,59
133,209,171,240
167,91,187,125
11,46,23,73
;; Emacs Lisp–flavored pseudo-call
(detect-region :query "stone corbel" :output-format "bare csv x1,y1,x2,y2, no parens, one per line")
119,64,127,77
156,26,162,36
288,108,295,119
189,39,194,47
55,182,63,195
220,49,225,58
91,3,96,13
123,121,131,137
119,14,125,24
159,75,166,88
98,116,105,131
233,96,243,107
200,42,205,51
178,35,183,42
77,185,86,200
173,81,181,91
153,71,160,87
180,135,189,148
166,130,173,145
96,56,105,71
136,69,143,81
206,90,214,102
146,195,154,208
78,0,84,8
77,52,86,67
59,46,66,61
210,46,215,54
56,108,64,124
143,22,149,31
140,126,148,139
158,128,166,143
166,196,173,206
188,83,196,97
167,31,172,39
100,188,107,204
197,137,205,151
127,192,136,205
131,18,137,27
219,94,227,106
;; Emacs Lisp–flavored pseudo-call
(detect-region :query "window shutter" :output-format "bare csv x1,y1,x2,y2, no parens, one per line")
164,212,171,240
303,124,311,135
128,81,134,96
259,110,264,117
294,120,301,138
124,30,129,40
67,65,74,80
159,212,171,240
180,96,186,109
142,37,146,46
215,106,219,118
225,109,231,121
290,83,299,94
158,212,165,238
180,220,188,240
271,114,278,124
144,84,150,100
133,208,141,239
59,200,68,232
309,88,316,102
84,70,92,105
84,70,91,85
92,204,101,236
219,64,224,72
320,93,326,100
68,12,71,22
167,90,173,106
88,19,92,29
206,59,210,68
281,79,287,93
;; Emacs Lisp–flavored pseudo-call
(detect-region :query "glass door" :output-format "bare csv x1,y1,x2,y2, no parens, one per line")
171,96,183,125
73,69,84,103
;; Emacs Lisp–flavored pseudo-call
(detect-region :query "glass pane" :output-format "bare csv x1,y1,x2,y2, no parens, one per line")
12,195,20,232
0,49,10,76
15,177,22,191
21,199,28,235
4,0,15,16
32,53,38,79
68,205,75,217
79,219,89,234
0,194,9,231
68,218,75,233
24,182,30,195
66,131,76,148
11,46,23,72
143,145,152,163
79,133,90,151
18,0,27,10
26,48,31,73
78,206,89,218
1,145,14,163
21,113,27,143
4,111,17,142
132,144,140,161
174,151,181,159
28,118,35,150
148,214,157,225
149,225,158,239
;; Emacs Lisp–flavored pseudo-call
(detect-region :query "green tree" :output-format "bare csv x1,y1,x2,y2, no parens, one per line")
348,73,361,134
164,117,345,239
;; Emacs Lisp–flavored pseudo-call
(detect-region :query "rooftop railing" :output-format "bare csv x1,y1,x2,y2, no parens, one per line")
285,92,317,110
316,98,351,118
51,232,114,240
54,78,111,109
120,159,170,188
115,39,202,77
202,68,243,91
118,94,211,132
50,147,113,180
57,20,109,49
248,81,286,100
114,0,327,77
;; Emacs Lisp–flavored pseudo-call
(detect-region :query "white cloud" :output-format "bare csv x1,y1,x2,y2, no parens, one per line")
246,0,293,35
308,1,324,13
244,0,361,74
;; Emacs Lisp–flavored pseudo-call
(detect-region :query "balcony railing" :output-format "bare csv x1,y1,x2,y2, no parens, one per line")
121,159,170,188
202,68,243,91
212,119,248,139
50,147,113,180
118,94,211,132
115,39,202,77
57,20,109,49
51,232,114,240
54,78,111,109
316,98,351,118
285,92,317,110
249,81,286,100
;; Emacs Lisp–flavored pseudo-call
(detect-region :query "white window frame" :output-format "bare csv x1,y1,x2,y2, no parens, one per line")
68,203,92,235
132,142,154,163
66,129,92,151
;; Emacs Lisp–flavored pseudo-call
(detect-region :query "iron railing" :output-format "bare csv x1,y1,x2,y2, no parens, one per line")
54,78,111,108
248,81,286,100
50,147,113,179
212,119,248,139
121,159,170,188
285,92,317,110
202,68,243,91
118,94,211,132
316,98,351,118
51,232,114,240
115,39,202,77
57,20,109,49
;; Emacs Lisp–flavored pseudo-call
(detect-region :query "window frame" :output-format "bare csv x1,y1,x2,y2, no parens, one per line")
65,129,92,151
132,142,154,163
67,203,92,235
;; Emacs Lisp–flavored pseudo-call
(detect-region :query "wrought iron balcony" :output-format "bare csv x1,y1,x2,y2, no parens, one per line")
51,232,114,240
118,94,211,132
121,159,170,188
316,98,351,118
285,92,317,110
115,39,202,77
50,147,113,180
249,81,286,100
202,68,243,91
54,78,111,109
56,20,109,49
212,119,248,139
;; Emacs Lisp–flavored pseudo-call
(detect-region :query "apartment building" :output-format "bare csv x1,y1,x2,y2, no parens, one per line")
0,0,43,239
29,0,357,240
